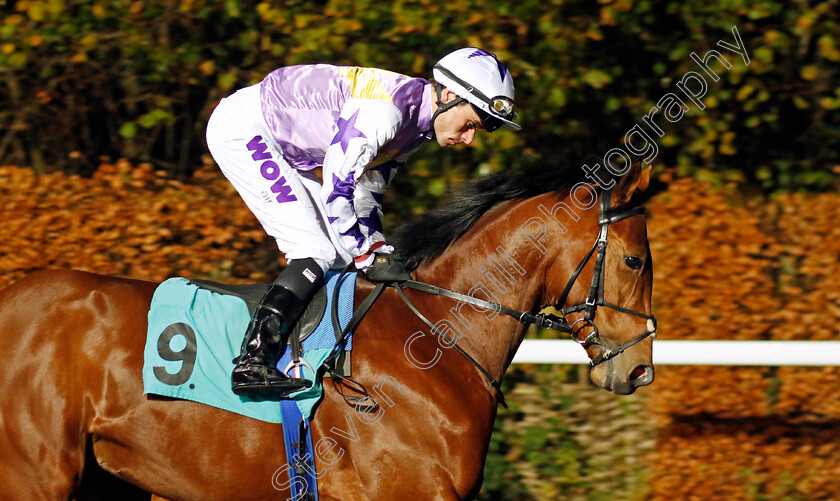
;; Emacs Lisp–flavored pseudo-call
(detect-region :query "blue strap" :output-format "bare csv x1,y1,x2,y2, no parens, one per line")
280,398,319,500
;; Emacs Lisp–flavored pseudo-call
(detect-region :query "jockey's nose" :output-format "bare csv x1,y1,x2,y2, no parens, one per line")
461,128,476,145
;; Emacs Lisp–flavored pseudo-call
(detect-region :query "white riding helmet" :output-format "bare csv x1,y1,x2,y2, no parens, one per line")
432,47,521,132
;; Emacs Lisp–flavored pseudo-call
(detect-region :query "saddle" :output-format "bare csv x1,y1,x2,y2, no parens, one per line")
188,278,351,377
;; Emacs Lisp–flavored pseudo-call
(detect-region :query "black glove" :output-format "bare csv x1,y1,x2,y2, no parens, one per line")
364,251,411,283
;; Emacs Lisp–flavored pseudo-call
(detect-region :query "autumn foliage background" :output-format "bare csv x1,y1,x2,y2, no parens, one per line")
2,0,840,500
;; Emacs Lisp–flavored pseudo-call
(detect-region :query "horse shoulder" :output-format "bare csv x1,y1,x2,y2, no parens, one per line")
312,287,498,499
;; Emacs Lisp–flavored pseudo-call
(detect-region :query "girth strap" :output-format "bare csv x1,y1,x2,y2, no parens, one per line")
323,266,386,374
280,399,319,501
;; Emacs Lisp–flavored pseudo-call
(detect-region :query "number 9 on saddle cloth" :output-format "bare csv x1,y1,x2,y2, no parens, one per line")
141,272,356,424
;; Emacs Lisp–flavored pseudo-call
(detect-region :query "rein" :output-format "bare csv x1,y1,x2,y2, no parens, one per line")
392,282,507,409
323,264,513,409
323,187,657,409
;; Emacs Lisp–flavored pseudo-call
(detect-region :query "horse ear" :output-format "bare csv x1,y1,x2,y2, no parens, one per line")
613,164,652,205
637,166,652,192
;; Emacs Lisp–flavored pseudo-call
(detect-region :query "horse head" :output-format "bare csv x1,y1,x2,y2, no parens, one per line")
394,162,656,398
543,164,655,394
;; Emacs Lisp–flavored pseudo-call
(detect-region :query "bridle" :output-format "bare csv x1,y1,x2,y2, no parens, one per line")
326,186,657,408
551,187,657,366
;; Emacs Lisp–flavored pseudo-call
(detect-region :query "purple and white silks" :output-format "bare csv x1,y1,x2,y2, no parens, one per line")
259,65,433,264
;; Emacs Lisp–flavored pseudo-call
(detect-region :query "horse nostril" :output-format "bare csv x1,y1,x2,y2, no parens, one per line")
629,365,654,387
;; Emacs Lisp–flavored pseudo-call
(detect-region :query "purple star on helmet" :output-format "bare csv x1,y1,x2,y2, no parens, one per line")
358,207,383,234
325,172,355,205
468,49,509,80
331,109,367,153
468,48,493,58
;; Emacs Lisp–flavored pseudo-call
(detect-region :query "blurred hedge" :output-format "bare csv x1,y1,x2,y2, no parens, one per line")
3,162,838,499
0,160,280,286
1,0,839,194
643,173,840,500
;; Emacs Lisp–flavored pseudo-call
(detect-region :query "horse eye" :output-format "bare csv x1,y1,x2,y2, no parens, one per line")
624,256,643,270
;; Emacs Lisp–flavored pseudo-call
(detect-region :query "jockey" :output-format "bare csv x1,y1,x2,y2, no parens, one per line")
205,47,521,398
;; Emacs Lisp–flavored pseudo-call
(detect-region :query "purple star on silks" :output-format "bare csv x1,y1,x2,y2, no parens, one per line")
340,225,366,250
331,109,367,153
468,49,509,80
358,207,383,234
370,160,399,185
325,171,355,205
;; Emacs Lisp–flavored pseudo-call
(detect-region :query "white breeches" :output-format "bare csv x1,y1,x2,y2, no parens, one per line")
205,84,351,272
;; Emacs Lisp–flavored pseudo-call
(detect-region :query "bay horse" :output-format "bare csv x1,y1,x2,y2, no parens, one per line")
0,163,655,500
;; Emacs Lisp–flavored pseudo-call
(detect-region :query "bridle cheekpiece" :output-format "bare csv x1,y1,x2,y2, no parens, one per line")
550,187,657,366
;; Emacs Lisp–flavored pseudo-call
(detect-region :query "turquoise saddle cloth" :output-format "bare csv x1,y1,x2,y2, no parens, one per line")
142,272,356,423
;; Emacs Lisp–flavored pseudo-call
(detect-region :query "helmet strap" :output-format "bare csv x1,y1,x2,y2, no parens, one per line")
428,84,464,140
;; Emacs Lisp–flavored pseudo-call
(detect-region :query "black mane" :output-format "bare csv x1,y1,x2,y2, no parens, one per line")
392,161,590,270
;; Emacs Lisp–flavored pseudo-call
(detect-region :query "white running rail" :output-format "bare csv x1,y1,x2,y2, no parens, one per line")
513,340,840,366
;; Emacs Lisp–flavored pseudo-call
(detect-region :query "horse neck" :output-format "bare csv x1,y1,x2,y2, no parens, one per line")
411,194,566,381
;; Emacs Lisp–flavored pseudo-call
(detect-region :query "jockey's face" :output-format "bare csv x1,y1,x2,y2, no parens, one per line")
433,88,483,148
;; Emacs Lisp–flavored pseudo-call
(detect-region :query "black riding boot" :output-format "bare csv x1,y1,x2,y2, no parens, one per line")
231,259,324,398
